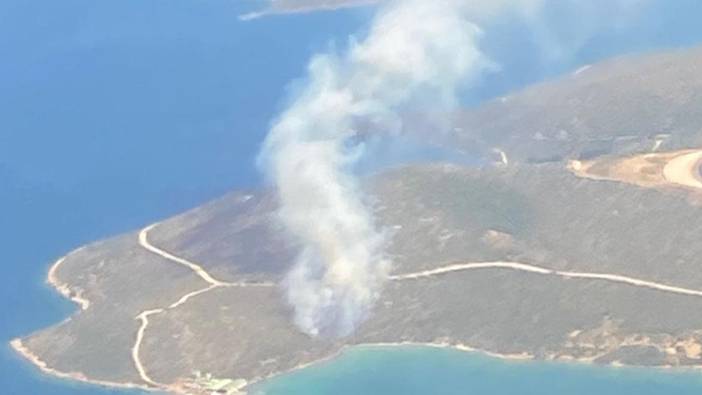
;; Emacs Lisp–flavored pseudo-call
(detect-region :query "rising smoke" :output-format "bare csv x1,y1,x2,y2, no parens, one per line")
259,0,647,337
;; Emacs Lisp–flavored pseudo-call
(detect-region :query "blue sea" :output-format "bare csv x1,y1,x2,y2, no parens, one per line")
3,0,702,394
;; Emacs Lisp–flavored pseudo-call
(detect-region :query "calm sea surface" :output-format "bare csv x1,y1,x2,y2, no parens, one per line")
0,1,363,393
252,346,702,395
3,0,702,394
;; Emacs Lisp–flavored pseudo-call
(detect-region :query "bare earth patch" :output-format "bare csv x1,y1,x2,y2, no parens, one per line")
569,148,702,192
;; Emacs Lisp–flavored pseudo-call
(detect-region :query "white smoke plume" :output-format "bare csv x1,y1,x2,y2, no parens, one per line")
260,0,490,337
259,0,649,337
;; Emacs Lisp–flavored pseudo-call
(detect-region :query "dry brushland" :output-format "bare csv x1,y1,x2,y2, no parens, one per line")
13,46,702,394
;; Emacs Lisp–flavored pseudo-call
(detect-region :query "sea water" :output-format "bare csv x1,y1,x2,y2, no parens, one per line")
0,1,363,393
4,0,702,394
253,346,702,395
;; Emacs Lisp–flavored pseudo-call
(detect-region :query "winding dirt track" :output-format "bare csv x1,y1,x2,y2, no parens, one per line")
16,148,702,393
390,262,552,279
139,224,226,286
130,224,274,389
132,170,702,391
391,262,702,297
132,309,165,387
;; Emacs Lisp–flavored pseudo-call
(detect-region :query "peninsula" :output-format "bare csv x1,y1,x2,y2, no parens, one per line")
13,46,702,394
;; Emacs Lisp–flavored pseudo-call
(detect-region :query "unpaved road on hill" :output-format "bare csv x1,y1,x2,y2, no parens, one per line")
662,149,702,189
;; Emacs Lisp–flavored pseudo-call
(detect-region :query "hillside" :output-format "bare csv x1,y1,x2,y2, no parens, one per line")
454,46,702,163
13,46,702,394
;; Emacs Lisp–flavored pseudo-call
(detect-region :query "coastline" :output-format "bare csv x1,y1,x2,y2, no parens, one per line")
245,339,702,392
47,249,91,311
9,248,157,394
14,228,702,394
359,341,534,362
238,0,378,21
9,338,156,393
13,302,702,395
246,341,545,390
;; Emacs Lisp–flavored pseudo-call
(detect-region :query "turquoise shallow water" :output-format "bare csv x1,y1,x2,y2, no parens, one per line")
252,346,702,395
